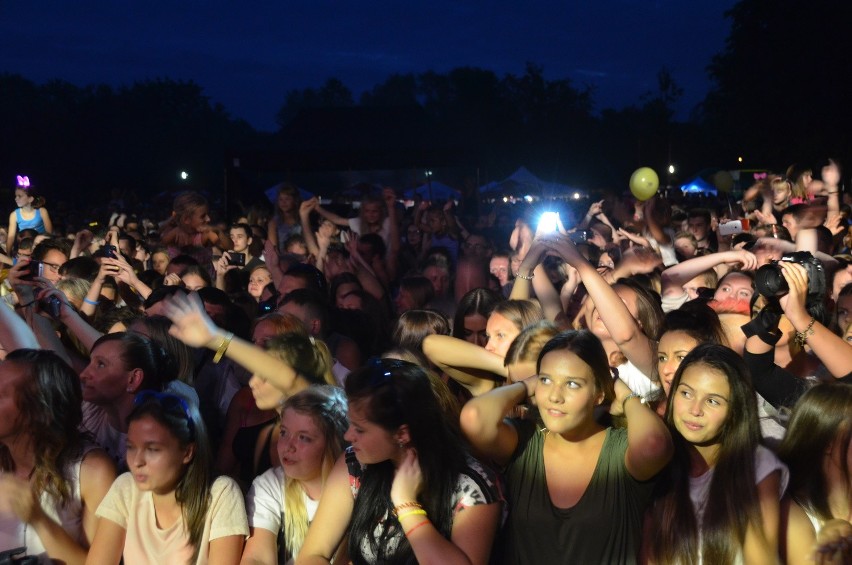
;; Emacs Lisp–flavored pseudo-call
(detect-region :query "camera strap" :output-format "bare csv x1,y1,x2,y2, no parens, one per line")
741,306,783,346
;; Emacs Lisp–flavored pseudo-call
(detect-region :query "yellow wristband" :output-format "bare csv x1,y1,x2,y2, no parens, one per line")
397,509,427,520
212,332,234,364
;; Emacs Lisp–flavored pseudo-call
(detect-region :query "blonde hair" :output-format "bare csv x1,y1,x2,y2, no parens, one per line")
55,277,91,310
280,386,347,559
492,299,544,332
504,321,560,366
266,333,335,386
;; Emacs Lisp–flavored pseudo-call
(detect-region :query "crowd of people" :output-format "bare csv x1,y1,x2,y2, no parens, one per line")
0,164,850,564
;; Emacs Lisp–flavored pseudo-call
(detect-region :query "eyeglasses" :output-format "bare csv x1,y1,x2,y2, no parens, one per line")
133,390,195,438
42,261,62,272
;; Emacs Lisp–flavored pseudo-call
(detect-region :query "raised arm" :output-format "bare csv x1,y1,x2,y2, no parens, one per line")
509,241,547,301
313,204,350,228
459,379,530,467
543,235,656,376
779,262,852,378
660,249,757,298
41,287,103,353
822,159,841,217
299,198,322,259
422,335,507,396
0,293,40,351
163,292,311,397
104,255,152,300
610,378,673,480
643,197,672,246
69,229,94,259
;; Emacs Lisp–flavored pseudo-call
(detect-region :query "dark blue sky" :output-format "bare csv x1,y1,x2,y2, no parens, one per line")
1,1,737,131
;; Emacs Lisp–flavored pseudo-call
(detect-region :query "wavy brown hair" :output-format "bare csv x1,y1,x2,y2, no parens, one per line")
0,349,86,505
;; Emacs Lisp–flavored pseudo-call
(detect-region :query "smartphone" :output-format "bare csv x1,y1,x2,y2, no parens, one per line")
228,252,246,267
718,219,750,237
20,261,43,280
569,230,591,244
103,244,118,259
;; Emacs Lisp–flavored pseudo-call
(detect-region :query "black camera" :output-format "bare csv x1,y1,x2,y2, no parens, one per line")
40,295,63,318
227,252,246,267
754,251,826,301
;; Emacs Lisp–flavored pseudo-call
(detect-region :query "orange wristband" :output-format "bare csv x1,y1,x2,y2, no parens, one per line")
405,520,430,537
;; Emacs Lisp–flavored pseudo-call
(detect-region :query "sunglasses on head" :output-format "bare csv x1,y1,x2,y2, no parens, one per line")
134,390,195,438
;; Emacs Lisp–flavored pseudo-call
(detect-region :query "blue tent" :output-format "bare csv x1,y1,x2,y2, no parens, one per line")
403,181,461,201
680,177,717,196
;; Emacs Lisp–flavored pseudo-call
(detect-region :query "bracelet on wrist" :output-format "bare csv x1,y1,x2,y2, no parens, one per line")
794,317,816,347
515,271,534,280
83,297,99,306
392,501,422,517
621,393,648,413
397,509,428,520
405,520,431,537
212,332,235,363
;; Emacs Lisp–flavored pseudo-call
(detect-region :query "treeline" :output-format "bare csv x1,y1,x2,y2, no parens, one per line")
2,0,851,207
0,66,702,206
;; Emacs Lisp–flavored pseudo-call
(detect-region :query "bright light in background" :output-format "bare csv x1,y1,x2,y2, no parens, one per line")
668,165,675,174
425,170,433,177
572,192,581,200
538,212,559,234
180,171,189,180
502,197,508,203
737,157,743,163
524,195,533,203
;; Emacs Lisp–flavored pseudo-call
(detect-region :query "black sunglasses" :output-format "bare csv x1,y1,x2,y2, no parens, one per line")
134,390,195,438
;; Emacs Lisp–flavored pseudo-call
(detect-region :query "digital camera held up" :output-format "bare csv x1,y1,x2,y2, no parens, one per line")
754,251,826,301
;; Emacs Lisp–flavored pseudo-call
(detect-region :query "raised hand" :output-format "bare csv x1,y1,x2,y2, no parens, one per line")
777,262,810,326
390,447,423,507
162,291,219,348
822,159,841,189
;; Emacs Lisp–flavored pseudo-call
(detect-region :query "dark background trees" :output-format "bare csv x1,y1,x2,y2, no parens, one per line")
1,0,849,214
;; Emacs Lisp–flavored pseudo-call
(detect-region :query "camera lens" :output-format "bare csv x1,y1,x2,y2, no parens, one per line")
755,264,789,298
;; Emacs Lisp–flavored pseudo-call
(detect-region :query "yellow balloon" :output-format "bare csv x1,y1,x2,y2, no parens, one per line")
629,167,659,201
712,170,734,193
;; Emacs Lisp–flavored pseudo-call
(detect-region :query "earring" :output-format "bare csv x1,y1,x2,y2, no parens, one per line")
398,441,405,449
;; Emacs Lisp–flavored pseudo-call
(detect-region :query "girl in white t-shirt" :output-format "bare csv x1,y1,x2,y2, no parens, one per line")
241,386,348,565
645,344,788,564
87,391,248,565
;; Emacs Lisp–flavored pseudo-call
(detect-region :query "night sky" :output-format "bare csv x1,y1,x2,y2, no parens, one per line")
1,1,737,131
